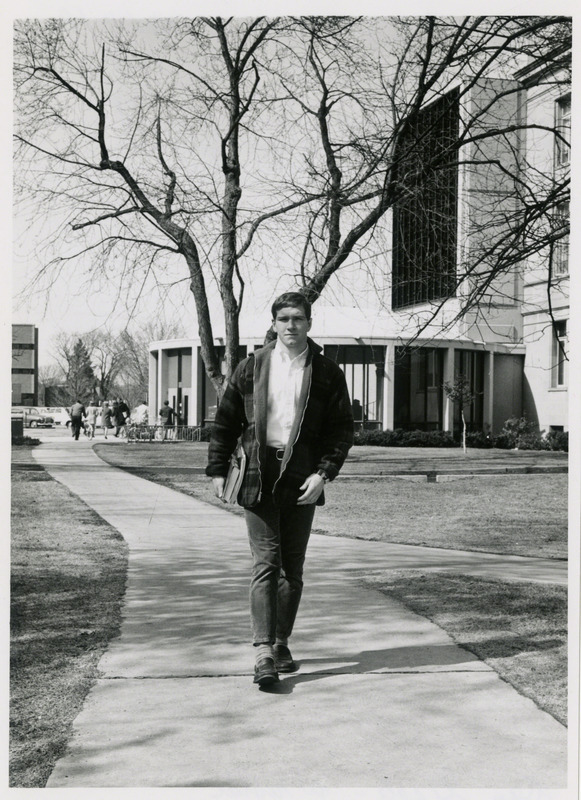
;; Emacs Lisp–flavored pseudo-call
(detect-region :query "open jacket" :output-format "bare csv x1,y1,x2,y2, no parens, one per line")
205,338,354,507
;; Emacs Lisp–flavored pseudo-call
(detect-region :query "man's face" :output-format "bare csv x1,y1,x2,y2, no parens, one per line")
272,305,311,351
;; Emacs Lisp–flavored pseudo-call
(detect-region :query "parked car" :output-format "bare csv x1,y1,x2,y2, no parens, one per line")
39,406,72,426
12,407,55,428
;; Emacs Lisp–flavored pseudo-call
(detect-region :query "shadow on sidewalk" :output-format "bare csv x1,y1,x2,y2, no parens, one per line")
259,630,565,695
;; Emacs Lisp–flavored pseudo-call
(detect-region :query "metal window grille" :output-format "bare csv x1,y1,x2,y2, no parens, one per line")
392,88,460,310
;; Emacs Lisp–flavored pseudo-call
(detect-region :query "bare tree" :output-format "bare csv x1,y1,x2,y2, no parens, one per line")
38,363,67,405
443,375,477,454
83,330,129,401
117,319,187,407
49,321,185,407
53,329,128,402
14,16,570,395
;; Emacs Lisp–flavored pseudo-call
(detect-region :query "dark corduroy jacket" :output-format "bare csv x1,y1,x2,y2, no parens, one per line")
205,338,354,507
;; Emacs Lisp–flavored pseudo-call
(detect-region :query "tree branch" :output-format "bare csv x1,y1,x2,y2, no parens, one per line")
71,206,141,230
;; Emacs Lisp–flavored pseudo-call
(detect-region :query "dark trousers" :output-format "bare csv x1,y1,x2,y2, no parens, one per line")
244,448,316,645
71,417,83,440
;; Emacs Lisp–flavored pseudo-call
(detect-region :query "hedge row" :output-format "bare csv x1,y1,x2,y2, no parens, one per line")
353,429,458,448
352,418,568,452
11,435,41,447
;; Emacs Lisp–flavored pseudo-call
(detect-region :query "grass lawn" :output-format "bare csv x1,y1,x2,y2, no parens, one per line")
94,442,567,559
365,570,567,725
10,448,128,788
315,474,567,559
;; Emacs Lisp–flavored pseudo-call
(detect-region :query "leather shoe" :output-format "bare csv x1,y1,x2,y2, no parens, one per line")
253,656,279,686
274,644,297,673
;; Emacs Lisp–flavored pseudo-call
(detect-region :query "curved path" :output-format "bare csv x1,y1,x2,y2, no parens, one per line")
31,433,568,789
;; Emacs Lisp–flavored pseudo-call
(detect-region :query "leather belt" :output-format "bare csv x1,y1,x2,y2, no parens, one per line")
266,446,286,461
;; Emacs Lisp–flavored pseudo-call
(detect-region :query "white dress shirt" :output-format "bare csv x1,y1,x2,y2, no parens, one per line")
266,341,308,447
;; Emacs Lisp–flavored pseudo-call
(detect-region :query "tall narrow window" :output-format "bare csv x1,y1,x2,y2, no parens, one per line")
552,201,569,276
551,320,568,387
453,350,485,432
555,95,571,169
323,345,381,424
392,88,460,309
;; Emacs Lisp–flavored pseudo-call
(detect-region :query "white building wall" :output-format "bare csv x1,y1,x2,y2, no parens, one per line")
457,79,523,344
148,351,158,420
519,61,570,430
522,314,569,430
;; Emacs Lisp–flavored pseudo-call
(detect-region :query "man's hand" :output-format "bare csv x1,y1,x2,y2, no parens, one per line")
297,473,325,505
212,477,226,502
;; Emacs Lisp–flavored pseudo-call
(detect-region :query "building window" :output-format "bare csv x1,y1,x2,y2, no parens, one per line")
324,345,383,426
418,349,439,391
391,88,460,309
555,95,571,169
394,347,444,430
552,201,569,276
551,320,568,387
453,351,485,433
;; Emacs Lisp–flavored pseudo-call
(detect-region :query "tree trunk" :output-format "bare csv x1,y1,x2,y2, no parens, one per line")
178,230,228,399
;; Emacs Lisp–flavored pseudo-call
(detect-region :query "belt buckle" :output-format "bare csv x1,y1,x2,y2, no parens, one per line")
275,448,285,461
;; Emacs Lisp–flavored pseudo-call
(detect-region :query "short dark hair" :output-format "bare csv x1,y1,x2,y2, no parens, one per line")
271,292,311,320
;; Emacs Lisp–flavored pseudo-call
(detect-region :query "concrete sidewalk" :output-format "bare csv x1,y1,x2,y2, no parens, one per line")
31,434,568,788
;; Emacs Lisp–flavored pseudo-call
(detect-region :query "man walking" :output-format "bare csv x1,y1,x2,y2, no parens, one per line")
206,292,354,687
68,399,86,441
159,400,175,440
113,397,131,438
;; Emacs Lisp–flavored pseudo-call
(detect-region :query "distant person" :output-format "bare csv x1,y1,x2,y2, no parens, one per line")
113,398,130,438
132,400,149,426
159,400,175,439
85,401,99,440
101,401,114,439
68,399,86,441
352,398,363,422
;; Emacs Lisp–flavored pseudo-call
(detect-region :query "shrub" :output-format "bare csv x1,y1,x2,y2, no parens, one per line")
492,417,568,452
398,430,457,448
353,429,395,446
197,425,213,442
544,430,569,452
516,431,549,450
497,416,540,449
465,431,493,449
11,435,41,446
353,428,458,448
